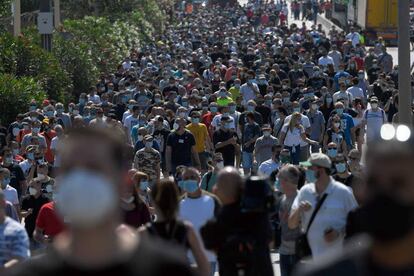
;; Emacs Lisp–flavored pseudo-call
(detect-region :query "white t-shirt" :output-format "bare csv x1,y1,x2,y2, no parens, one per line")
19,160,31,177
240,83,258,104
122,110,132,123
50,136,61,167
87,94,101,104
258,159,280,177
3,185,19,205
284,114,311,147
364,108,386,142
318,56,334,68
123,115,140,134
333,90,353,104
281,125,305,147
179,194,217,263
211,114,236,130
346,32,361,47
346,86,365,100
291,179,358,259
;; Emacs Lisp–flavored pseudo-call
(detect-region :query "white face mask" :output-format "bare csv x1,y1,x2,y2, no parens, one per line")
263,131,271,137
173,123,180,130
37,173,45,180
55,169,117,228
216,161,224,169
137,135,144,142
121,196,134,204
29,187,37,196
145,142,152,148
46,184,53,193
371,103,378,109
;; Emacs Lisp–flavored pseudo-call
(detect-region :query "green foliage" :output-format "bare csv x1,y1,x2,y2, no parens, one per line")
0,31,72,102
0,74,46,124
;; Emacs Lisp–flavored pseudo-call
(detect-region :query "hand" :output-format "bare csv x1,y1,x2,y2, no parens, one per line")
299,201,312,212
324,228,340,243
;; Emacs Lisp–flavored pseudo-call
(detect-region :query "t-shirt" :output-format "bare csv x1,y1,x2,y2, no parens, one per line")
166,130,196,166
123,115,140,134
186,123,209,153
364,108,386,142
217,96,233,107
0,217,30,265
281,125,305,147
36,202,65,237
8,236,193,276
3,185,19,206
254,136,279,165
278,194,300,255
134,149,161,182
242,123,261,153
1,164,25,198
21,195,50,238
228,86,240,101
258,159,280,177
179,193,219,263
306,111,326,140
284,114,311,147
240,83,258,103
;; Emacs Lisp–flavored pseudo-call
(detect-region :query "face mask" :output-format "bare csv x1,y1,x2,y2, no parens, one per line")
280,155,291,164
283,97,290,104
229,106,236,113
327,148,338,158
2,178,10,188
358,74,365,79
173,123,180,130
326,98,333,105
155,98,162,103
263,131,271,137
29,105,37,111
180,180,199,193
336,108,344,115
334,122,341,129
4,156,13,164
45,111,54,117
79,99,86,105
37,173,45,179
137,135,144,142
274,179,281,192
12,128,20,136
216,161,224,169
29,187,38,196
235,84,240,89
371,103,378,109
121,196,135,204
32,127,40,134
178,112,186,118
311,104,318,110
247,105,255,112
210,107,218,113
192,118,200,124
46,185,53,193
335,162,347,173
145,142,152,148
306,169,317,183
73,110,80,115
56,109,63,115
358,193,414,242
140,181,149,191
27,153,35,160
55,169,117,228
293,107,301,113
181,101,188,107
128,104,134,110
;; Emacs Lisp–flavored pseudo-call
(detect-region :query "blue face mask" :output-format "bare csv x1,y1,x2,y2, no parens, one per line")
336,108,344,115
247,105,255,112
29,105,37,111
45,111,54,117
79,99,86,105
192,118,200,124
140,181,149,191
274,178,282,192
27,153,35,160
229,105,236,112
181,180,199,193
306,169,317,183
335,163,347,173
182,101,188,107
327,148,338,158
210,107,218,113
293,107,301,113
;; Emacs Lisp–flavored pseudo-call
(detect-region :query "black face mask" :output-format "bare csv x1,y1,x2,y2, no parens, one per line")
358,193,414,242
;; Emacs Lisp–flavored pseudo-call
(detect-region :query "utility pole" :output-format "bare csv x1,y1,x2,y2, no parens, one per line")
13,0,21,36
398,0,412,125
39,0,53,51
54,0,61,27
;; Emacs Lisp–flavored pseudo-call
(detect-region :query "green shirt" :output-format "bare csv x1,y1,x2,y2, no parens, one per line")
217,96,233,107
228,86,240,101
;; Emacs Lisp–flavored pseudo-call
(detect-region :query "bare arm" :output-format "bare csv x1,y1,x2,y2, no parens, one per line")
186,223,211,276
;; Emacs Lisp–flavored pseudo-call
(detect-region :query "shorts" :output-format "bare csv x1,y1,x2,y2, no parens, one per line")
242,151,254,169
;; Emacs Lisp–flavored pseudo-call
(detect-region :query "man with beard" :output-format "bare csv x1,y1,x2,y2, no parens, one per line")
295,124,414,275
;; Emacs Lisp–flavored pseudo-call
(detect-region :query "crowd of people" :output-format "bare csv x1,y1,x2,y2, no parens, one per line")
1,0,413,275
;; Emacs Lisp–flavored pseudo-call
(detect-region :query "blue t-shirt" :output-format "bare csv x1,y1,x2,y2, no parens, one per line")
339,113,355,146
0,217,30,265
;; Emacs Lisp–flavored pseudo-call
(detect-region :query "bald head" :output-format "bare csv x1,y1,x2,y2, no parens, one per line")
215,167,243,204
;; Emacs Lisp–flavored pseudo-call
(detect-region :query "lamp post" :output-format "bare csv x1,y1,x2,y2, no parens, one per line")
13,0,21,36
398,0,412,125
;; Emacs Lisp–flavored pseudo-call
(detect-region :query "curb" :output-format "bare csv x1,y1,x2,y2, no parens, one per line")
317,13,343,33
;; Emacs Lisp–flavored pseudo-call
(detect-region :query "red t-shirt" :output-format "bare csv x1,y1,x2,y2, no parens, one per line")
36,202,65,237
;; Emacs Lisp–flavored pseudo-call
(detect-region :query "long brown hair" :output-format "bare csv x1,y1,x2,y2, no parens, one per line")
151,179,180,221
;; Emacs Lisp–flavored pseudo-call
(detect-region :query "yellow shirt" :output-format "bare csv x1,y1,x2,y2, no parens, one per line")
217,96,233,107
228,87,240,101
186,123,208,153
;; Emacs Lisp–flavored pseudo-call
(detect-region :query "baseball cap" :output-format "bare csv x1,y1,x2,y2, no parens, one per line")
300,153,332,169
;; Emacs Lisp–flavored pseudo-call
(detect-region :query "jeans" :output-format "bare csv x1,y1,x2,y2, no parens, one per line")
242,151,254,169
210,261,217,276
284,145,301,165
280,254,298,276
